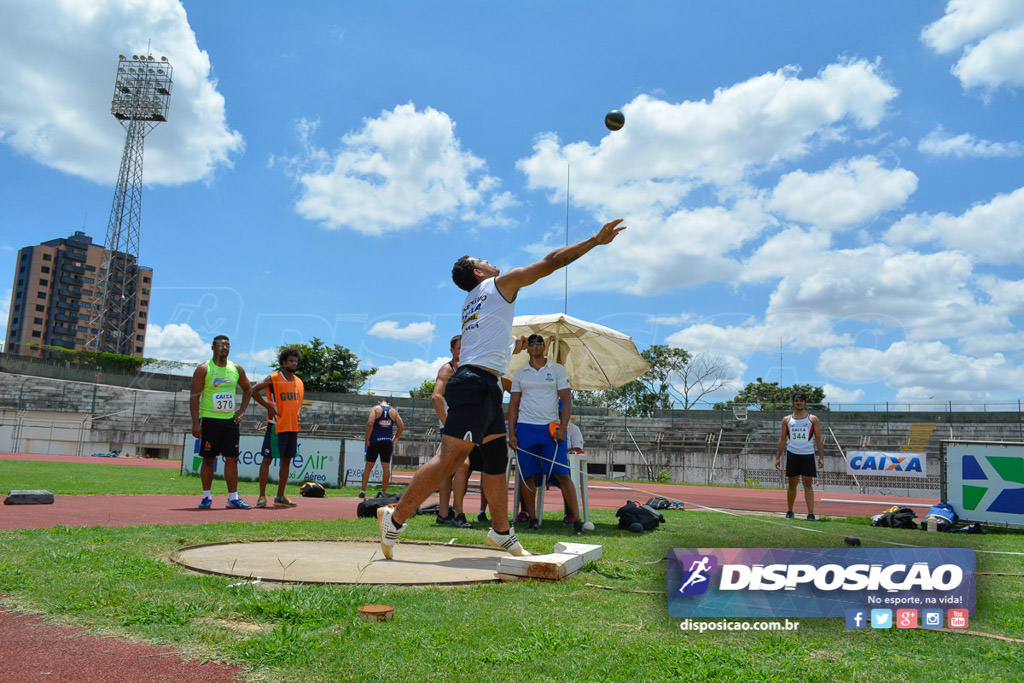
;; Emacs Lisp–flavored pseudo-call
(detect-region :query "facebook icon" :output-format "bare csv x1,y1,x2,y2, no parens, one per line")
845,609,867,629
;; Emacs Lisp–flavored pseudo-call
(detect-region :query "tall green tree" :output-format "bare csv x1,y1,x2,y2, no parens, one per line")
722,377,826,410
281,338,375,393
409,379,435,399
573,345,693,416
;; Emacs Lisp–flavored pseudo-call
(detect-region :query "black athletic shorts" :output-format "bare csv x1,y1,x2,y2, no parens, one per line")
261,424,298,461
785,450,817,478
366,441,394,464
199,417,239,458
441,365,505,444
467,446,483,472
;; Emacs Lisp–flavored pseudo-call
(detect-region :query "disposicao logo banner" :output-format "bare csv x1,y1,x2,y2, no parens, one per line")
667,548,975,618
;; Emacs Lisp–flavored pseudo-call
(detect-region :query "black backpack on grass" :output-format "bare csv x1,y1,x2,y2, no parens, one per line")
299,482,325,498
871,506,917,529
356,491,401,518
616,500,664,531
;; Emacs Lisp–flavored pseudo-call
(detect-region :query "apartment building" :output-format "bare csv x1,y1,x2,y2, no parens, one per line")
4,231,152,358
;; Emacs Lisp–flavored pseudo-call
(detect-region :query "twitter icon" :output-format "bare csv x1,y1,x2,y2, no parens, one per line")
871,609,892,629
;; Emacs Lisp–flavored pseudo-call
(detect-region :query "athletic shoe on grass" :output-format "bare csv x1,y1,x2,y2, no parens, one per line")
573,521,584,536
436,512,455,525
225,498,252,510
477,511,489,524
256,496,267,508
274,496,297,508
785,511,795,519
486,528,531,556
514,511,530,525
528,518,540,531
198,497,212,510
453,513,473,529
377,505,406,560
807,513,816,521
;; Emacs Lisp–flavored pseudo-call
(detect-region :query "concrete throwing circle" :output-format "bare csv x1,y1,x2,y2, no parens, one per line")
170,540,507,585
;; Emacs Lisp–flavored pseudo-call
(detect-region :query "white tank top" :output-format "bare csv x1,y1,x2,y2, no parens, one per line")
458,277,515,373
786,415,816,455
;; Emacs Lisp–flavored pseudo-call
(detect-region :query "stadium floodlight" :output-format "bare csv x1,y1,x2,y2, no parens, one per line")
87,53,173,355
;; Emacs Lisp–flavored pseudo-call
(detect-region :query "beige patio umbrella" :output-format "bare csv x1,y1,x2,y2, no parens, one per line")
503,313,649,390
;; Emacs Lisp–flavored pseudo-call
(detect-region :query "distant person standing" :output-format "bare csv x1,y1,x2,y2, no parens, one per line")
775,391,824,520
250,348,305,508
361,400,404,498
190,335,254,510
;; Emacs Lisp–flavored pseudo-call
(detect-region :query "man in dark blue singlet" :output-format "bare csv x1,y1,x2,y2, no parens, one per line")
361,399,404,498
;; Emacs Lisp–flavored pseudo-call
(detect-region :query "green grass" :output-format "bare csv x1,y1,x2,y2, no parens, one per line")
1,462,1022,682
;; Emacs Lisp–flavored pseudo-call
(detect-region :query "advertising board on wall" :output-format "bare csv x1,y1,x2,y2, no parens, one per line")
180,433,343,487
845,451,927,478
944,441,1024,527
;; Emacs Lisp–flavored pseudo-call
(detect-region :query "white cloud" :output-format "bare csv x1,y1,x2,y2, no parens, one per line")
364,356,448,394
886,185,1024,265
918,126,1023,158
519,60,896,202
144,322,209,363
515,59,896,295
666,312,848,360
740,226,832,282
288,105,515,234
822,384,865,403
818,340,1024,400
0,0,243,185
769,157,917,229
922,1,1024,91
367,320,436,343
819,385,860,405
766,245,980,339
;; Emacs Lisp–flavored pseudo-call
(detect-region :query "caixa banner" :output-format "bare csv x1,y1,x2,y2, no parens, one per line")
846,451,927,478
667,548,975,618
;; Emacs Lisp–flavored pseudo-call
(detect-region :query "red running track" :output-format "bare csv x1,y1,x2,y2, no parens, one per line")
1,452,938,530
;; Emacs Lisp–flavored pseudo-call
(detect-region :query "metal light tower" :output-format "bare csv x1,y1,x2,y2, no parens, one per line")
87,53,172,354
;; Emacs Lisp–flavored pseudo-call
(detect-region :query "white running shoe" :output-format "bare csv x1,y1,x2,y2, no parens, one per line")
486,527,531,556
377,504,406,559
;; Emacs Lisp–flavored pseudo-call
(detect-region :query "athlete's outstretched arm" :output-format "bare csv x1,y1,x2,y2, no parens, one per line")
495,219,626,301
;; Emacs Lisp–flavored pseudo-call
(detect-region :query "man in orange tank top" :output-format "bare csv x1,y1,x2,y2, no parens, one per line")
251,348,305,508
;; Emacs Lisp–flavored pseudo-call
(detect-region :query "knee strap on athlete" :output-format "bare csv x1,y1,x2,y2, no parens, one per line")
480,437,508,475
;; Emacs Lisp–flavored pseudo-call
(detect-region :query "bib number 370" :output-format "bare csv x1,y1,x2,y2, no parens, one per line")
213,392,235,413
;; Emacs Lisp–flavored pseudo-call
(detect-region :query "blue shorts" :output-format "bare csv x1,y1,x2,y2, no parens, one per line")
515,423,569,478
261,424,298,461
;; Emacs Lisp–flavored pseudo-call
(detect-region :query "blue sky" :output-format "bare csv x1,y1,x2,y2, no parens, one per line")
3,0,1024,407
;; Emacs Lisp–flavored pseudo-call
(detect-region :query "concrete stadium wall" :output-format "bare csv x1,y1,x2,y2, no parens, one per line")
3,369,1022,497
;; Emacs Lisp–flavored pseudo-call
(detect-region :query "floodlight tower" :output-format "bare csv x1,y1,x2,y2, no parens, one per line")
87,53,172,354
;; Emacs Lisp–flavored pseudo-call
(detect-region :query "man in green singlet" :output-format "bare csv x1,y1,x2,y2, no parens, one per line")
190,334,255,509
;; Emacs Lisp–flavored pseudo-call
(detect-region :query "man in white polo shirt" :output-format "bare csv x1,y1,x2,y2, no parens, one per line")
509,333,583,535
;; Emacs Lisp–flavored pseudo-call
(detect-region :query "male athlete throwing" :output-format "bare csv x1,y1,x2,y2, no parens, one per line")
378,218,627,558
